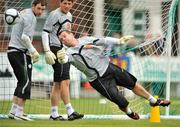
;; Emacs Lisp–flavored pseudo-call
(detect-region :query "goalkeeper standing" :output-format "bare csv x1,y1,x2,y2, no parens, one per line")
57,31,171,120
7,0,47,121
41,0,84,120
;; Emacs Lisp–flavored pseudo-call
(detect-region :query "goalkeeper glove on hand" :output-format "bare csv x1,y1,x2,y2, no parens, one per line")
30,50,39,63
119,35,134,44
57,48,68,64
45,50,56,65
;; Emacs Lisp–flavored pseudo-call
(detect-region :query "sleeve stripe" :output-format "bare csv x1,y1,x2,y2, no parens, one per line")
43,29,50,33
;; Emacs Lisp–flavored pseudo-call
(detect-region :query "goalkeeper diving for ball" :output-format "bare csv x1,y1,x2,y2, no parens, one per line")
57,30,170,120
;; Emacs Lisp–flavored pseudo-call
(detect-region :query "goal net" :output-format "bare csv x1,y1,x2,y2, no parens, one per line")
0,0,179,119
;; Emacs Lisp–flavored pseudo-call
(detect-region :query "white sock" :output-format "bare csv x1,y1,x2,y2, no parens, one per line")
51,106,59,118
126,107,133,115
10,103,18,114
65,103,74,116
15,105,23,117
148,95,157,104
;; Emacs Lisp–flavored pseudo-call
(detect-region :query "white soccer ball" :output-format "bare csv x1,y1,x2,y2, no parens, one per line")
5,8,20,25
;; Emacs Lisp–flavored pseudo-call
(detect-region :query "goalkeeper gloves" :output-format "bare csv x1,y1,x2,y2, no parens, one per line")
30,50,39,63
57,48,68,64
119,35,134,44
45,50,56,65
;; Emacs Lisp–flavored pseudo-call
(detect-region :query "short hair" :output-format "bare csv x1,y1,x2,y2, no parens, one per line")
59,29,71,35
32,0,47,6
60,0,75,3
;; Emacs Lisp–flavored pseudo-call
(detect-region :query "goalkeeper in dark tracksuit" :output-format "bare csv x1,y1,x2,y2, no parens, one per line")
57,30,171,120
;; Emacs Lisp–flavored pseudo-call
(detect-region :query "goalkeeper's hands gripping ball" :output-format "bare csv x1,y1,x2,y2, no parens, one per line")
57,48,68,64
30,50,39,63
119,35,134,44
45,50,56,65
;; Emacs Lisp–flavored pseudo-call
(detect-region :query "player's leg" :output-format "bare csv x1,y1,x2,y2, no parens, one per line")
50,72,83,121
112,63,170,107
60,80,70,104
51,82,61,107
90,66,139,120
50,82,64,120
59,63,84,121
60,79,84,120
8,94,28,119
132,82,151,99
59,63,71,107
50,46,83,121
15,54,32,121
105,63,140,119
60,79,76,120
7,52,32,121
7,52,20,119
50,46,67,120
8,96,18,119
132,83,170,107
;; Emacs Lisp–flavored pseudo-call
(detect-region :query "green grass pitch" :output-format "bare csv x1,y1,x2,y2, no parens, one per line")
1,98,180,127
0,119,180,127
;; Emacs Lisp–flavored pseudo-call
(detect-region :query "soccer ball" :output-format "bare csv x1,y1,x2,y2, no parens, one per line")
4,8,20,25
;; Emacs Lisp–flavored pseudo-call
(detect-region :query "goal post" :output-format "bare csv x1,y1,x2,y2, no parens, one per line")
165,0,180,116
0,0,180,119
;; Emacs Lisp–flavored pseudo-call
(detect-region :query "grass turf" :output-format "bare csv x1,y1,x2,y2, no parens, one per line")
1,98,180,115
0,119,180,127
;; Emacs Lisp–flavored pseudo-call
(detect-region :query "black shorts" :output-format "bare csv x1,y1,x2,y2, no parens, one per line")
106,63,137,90
90,63,137,108
50,46,70,82
7,51,32,99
